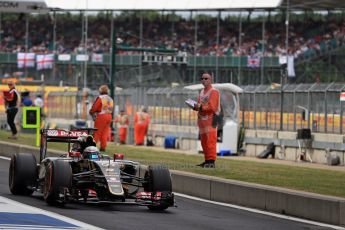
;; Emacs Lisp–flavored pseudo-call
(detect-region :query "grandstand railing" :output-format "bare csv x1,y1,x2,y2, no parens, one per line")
0,53,280,68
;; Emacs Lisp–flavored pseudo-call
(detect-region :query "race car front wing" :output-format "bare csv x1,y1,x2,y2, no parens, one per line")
135,191,175,207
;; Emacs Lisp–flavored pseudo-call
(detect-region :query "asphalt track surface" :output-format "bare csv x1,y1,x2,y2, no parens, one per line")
0,157,337,230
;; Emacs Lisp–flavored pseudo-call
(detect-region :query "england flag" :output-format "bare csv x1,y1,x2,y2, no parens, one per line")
36,54,54,70
17,53,35,68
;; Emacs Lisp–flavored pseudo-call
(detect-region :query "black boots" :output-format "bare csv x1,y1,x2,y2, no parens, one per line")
196,160,215,168
204,160,215,168
196,161,207,167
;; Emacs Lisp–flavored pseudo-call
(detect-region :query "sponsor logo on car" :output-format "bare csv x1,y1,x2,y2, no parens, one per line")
46,129,88,137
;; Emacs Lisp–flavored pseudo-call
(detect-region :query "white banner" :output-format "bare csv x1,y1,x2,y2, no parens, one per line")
92,53,103,63
340,92,345,102
287,55,295,77
58,54,71,61
76,54,89,62
279,55,287,65
0,1,48,13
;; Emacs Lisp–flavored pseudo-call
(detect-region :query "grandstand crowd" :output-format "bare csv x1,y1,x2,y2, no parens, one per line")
0,12,344,59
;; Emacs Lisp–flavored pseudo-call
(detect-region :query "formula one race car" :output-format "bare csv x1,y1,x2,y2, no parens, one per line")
9,128,174,210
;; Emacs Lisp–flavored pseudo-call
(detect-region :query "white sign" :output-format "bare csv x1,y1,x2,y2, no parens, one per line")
76,54,89,62
58,54,71,61
92,53,103,63
0,0,48,13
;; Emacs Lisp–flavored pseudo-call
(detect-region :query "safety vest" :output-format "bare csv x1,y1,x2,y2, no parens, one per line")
117,114,128,128
198,87,220,120
136,112,148,124
6,88,20,108
98,95,113,114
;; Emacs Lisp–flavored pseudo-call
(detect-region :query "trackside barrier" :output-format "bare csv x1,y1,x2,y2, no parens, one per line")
171,171,345,227
0,141,344,227
244,129,345,165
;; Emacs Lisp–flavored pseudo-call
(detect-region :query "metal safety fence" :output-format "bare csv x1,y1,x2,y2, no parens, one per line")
44,83,345,134
45,87,199,127
240,83,345,134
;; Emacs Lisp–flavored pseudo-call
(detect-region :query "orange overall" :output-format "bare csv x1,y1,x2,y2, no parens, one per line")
197,86,220,161
114,114,129,144
134,111,150,145
89,95,114,151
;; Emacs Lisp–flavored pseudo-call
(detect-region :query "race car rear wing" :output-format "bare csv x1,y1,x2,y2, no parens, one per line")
39,128,97,162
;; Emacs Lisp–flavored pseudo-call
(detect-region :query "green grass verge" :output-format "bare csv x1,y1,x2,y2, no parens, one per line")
2,130,345,198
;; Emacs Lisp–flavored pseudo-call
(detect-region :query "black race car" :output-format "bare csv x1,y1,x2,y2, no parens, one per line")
9,128,174,210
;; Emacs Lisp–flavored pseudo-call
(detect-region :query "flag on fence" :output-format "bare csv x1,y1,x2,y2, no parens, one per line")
76,54,89,61
287,55,296,77
92,53,103,63
279,55,287,65
340,92,345,101
247,56,260,68
58,54,71,61
36,54,54,70
17,53,35,68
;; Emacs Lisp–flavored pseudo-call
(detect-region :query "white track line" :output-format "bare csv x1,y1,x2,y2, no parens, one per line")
0,196,103,230
175,193,345,230
0,197,102,230
0,156,11,161
0,156,102,230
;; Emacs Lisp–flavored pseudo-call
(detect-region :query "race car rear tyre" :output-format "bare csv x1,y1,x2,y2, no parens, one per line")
144,165,172,210
44,160,72,206
9,153,37,196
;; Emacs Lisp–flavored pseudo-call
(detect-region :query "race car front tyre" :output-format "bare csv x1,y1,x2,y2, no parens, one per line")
144,165,172,210
9,153,37,196
43,160,72,205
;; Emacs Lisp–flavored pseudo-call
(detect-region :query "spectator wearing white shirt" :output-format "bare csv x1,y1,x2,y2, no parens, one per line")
34,94,44,118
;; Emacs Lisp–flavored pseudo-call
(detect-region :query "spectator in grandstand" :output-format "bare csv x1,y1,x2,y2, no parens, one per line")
134,107,150,145
3,81,20,139
114,109,129,144
89,85,114,152
193,72,220,168
34,94,44,118
2,12,345,59
21,91,33,106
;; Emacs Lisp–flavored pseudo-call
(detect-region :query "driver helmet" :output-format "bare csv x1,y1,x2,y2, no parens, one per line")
83,146,100,160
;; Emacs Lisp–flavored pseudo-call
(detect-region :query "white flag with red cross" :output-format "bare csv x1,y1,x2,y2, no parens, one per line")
36,54,54,70
17,53,35,68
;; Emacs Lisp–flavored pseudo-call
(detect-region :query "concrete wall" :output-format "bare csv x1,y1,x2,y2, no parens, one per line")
172,170,345,226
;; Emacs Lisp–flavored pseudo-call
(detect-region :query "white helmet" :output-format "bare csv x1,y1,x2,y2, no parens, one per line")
83,146,100,160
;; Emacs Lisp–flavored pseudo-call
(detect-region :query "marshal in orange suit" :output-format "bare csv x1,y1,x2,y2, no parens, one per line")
89,85,114,151
114,110,129,144
194,72,220,168
134,108,150,145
